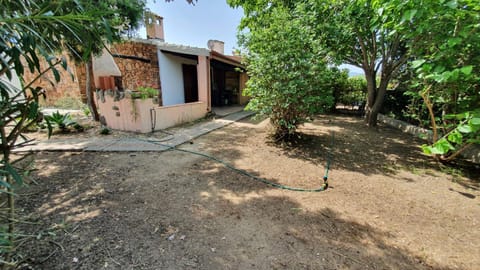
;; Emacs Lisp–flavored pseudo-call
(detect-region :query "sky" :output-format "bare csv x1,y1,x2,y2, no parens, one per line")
140,0,363,76
140,0,243,54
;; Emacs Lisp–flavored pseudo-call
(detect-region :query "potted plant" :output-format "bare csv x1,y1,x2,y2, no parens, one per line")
131,86,159,104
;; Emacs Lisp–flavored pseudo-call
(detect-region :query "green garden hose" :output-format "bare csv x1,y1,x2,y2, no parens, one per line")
139,132,334,192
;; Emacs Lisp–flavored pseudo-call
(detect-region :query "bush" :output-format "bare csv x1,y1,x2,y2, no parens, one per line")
334,76,367,107
132,86,158,99
44,111,82,136
241,6,334,139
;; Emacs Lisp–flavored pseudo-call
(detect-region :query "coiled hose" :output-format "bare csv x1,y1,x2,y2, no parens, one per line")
139,132,334,192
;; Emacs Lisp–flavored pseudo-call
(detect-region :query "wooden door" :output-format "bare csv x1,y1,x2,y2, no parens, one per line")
182,64,198,103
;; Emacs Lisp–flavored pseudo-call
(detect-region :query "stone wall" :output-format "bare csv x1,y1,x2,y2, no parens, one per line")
22,56,82,105
378,114,480,164
111,42,161,91
76,63,89,102
22,41,163,106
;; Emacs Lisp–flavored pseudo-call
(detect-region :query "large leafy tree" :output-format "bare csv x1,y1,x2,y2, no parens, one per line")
230,0,409,127
231,0,479,160
308,0,409,127
0,1,144,266
230,1,333,138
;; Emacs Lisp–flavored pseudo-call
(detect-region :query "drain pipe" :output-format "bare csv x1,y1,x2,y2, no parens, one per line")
150,108,156,133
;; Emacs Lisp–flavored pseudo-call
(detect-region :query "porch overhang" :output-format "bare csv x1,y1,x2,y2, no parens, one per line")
129,38,210,56
210,51,245,70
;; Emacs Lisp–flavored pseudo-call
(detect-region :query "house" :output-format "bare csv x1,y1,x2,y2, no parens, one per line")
92,13,249,133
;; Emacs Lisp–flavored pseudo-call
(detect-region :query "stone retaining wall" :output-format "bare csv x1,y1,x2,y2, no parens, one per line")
378,114,480,164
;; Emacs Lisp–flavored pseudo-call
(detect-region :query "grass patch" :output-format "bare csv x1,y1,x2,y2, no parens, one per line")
40,95,85,110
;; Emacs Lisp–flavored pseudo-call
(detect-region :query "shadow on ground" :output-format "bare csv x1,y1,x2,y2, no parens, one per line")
12,154,461,269
268,115,479,186
11,114,479,269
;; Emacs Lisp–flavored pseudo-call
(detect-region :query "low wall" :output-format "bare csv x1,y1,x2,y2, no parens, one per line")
96,94,207,133
151,102,208,130
378,114,480,164
378,114,434,141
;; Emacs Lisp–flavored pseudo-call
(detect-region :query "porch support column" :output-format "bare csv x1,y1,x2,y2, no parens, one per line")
197,55,210,111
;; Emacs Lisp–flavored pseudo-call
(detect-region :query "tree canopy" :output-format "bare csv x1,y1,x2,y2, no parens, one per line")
384,0,480,160
0,0,146,266
231,1,334,138
230,0,409,128
231,0,479,160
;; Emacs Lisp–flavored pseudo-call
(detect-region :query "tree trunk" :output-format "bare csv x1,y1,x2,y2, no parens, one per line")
368,72,389,126
1,126,13,268
364,70,377,126
85,60,99,121
363,66,392,127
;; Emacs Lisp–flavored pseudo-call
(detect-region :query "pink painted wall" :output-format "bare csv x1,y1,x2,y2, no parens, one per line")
197,55,210,109
97,95,207,133
152,102,207,130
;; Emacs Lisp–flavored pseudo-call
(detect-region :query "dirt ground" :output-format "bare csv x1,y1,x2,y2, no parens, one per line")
13,115,480,269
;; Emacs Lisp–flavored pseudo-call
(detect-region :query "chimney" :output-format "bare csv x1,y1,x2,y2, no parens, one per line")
145,12,164,41
207,40,225,55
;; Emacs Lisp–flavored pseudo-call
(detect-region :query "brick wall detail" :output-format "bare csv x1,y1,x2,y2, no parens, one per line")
112,42,160,88
22,56,82,103
23,42,164,106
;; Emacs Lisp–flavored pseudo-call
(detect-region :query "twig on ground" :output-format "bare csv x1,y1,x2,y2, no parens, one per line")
331,250,366,266
104,246,122,266
49,240,65,252
39,250,57,264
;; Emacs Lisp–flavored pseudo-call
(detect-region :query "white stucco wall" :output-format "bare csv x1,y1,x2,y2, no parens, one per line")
93,48,122,86
158,51,197,106
0,69,23,101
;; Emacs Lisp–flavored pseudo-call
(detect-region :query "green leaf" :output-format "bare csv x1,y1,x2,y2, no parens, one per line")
61,56,68,70
433,65,445,73
429,138,455,155
27,102,39,120
52,67,60,82
411,59,426,69
457,125,472,133
421,144,432,154
402,9,417,22
460,65,473,75
45,118,53,138
4,163,23,186
443,114,457,120
0,178,12,189
445,0,458,9
447,37,462,47
470,118,480,125
447,131,462,144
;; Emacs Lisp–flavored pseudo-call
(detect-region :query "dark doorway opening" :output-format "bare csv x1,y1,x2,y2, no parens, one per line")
211,60,240,107
182,64,198,103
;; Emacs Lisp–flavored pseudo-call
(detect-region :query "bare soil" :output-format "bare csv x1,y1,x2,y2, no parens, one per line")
14,115,480,269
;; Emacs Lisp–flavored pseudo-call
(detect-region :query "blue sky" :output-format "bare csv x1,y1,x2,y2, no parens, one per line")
140,0,363,76
141,0,243,54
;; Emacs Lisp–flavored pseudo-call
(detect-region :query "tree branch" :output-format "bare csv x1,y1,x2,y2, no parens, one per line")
421,85,438,143
355,29,371,71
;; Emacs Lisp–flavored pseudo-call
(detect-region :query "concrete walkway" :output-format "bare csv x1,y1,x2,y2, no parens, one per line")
15,110,254,152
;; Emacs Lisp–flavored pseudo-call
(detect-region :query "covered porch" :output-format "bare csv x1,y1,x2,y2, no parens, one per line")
93,40,211,133
210,51,249,108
